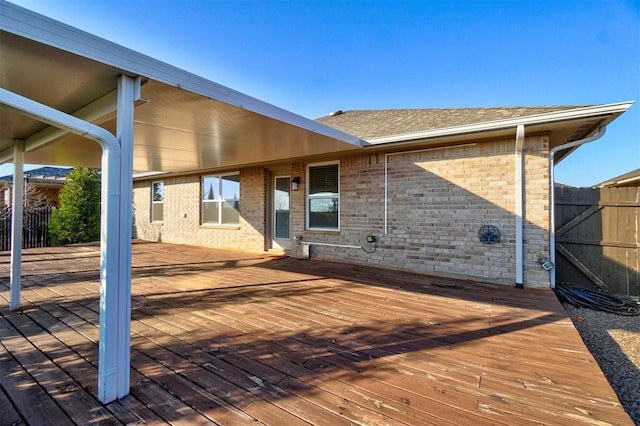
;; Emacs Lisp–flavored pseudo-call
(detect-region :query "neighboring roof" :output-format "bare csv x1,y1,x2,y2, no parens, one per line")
316,107,587,139
0,166,72,183
594,168,640,188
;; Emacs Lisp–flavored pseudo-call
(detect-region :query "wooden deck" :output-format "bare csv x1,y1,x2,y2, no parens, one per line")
0,241,632,425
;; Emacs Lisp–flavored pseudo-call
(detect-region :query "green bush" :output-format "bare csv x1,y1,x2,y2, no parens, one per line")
49,168,101,245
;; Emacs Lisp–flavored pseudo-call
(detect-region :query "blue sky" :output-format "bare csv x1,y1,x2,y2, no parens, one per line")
5,0,640,186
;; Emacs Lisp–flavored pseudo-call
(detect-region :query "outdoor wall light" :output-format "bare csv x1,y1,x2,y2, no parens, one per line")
291,177,301,191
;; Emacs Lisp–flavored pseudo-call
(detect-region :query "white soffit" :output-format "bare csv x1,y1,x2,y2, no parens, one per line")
0,1,363,172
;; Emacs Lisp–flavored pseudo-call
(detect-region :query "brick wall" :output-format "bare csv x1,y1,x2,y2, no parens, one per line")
291,136,550,287
133,167,267,252
133,135,551,287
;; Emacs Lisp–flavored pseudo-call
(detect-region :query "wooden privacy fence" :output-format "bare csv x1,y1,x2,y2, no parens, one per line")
0,206,54,251
555,186,639,297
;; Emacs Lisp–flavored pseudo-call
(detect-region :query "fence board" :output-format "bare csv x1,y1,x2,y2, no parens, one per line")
555,186,639,297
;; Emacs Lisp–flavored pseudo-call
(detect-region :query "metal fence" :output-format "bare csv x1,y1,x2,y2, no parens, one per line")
0,206,54,251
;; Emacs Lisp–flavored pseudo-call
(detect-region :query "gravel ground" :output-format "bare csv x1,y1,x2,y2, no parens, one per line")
563,303,640,425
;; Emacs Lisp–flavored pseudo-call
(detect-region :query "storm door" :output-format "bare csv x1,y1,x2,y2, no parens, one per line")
272,176,291,250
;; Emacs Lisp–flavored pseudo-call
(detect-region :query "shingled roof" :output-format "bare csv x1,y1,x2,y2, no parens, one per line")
0,166,72,182
315,106,588,140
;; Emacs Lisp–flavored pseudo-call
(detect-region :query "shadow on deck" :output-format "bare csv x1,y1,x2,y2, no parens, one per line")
0,241,633,425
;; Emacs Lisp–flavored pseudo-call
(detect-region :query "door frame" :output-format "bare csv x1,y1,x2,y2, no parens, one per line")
270,174,292,250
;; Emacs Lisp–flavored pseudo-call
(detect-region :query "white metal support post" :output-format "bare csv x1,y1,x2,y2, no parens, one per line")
0,84,135,403
98,75,137,402
9,140,24,310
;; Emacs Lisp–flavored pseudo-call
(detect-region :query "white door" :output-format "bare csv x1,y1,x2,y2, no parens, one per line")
272,176,291,250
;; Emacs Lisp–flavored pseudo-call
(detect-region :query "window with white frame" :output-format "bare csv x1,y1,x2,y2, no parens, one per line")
201,173,240,225
151,181,164,222
307,162,339,230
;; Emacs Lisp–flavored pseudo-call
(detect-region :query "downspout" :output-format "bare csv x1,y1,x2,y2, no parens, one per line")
0,88,119,160
0,87,127,403
548,126,606,288
515,125,525,289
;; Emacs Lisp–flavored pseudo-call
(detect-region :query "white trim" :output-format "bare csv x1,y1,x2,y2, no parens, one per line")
306,160,340,232
133,171,168,179
514,125,525,288
151,180,164,223
272,175,292,250
367,102,634,145
201,172,240,226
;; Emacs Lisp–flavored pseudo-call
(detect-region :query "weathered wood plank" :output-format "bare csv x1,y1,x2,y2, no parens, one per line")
0,309,121,425
557,244,608,290
23,305,167,425
556,205,602,237
0,315,76,426
0,242,634,425
132,291,481,426
556,239,640,248
0,357,29,426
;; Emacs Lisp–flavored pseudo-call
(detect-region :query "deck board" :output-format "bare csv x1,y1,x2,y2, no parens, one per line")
0,241,633,425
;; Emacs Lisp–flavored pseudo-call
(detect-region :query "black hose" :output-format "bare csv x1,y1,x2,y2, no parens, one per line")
555,282,640,316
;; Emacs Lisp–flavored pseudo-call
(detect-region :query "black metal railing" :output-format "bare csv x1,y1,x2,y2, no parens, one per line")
0,206,54,251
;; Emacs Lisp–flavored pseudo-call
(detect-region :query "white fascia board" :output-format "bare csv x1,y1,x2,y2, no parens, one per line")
366,101,635,145
1,1,363,148
132,171,169,179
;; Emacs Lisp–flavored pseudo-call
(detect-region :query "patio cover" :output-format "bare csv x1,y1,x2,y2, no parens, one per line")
0,0,362,404
0,2,363,172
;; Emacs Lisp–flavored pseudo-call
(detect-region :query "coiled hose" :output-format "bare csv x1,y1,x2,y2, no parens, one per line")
555,282,640,316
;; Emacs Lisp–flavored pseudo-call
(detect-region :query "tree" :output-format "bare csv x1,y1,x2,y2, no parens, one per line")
48,168,101,245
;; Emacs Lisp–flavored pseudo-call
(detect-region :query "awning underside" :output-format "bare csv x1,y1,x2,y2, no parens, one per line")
0,28,363,173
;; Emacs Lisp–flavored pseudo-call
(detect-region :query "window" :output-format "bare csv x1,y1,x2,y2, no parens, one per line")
307,162,339,230
151,181,164,222
202,173,240,225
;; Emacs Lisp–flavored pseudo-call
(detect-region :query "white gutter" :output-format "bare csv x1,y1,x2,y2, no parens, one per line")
0,81,135,404
515,125,525,288
367,102,633,146
548,126,606,289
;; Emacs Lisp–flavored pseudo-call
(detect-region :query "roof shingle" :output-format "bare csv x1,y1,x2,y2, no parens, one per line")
315,106,589,139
